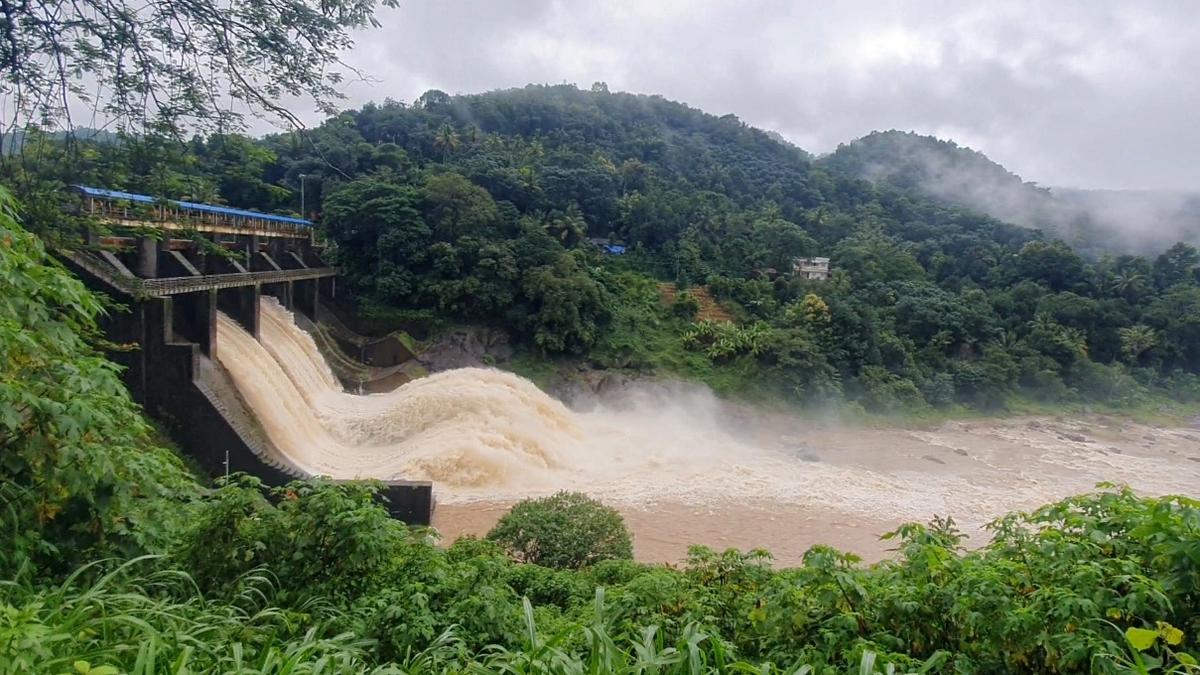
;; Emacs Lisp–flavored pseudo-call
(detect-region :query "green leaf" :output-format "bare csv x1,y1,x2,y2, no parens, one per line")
1157,622,1184,646
1126,627,1159,651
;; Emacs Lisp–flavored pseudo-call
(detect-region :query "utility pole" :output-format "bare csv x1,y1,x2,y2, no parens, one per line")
299,173,308,219
299,173,312,246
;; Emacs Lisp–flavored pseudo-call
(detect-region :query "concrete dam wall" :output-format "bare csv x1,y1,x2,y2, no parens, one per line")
62,246,434,524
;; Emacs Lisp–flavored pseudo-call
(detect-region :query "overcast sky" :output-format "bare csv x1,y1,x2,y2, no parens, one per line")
319,0,1199,191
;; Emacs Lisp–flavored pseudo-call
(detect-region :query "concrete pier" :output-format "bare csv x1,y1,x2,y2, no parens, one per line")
218,284,261,337
137,236,158,277
170,288,217,357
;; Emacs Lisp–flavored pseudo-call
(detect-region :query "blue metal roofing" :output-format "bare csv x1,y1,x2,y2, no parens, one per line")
75,185,312,226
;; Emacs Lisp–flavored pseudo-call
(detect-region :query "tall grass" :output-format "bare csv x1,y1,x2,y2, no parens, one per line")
1,561,934,675
0,557,382,674
433,592,948,674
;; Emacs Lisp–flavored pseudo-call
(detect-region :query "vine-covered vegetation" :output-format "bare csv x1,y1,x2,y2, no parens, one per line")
2,191,1199,673
10,84,1200,414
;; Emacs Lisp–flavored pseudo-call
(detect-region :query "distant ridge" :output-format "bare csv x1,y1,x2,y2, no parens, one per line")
819,130,1200,256
2,127,120,155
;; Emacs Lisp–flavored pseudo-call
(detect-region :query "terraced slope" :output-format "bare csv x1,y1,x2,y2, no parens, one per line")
657,283,733,323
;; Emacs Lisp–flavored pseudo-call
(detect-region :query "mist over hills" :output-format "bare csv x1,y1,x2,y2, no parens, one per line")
818,130,1200,256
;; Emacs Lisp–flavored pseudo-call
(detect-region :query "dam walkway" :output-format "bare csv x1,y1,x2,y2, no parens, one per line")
63,246,337,296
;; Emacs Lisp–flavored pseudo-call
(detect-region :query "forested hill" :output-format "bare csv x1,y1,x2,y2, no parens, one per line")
818,131,1055,227
819,130,1200,256
13,83,1200,413
267,83,1039,277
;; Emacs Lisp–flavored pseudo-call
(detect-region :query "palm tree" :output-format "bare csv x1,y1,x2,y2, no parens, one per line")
518,165,541,197
1118,324,1157,364
989,329,1022,353
1108,268,1147,299
546,205,588,247
432,124,461,161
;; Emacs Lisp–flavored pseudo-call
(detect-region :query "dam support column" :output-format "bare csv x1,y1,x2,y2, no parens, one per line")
137,236,158,278
262,281,293,309
217,284,261,337
171,288,217,357
318,275,337,301
267,238,288,264
294,278,318,320
240,234,260,265
381,482,434,525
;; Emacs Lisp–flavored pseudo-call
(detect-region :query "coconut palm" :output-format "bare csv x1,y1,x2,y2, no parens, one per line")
1118,324,1157,363
432,124,461,161
546,204,588,246
1109,268,1148,299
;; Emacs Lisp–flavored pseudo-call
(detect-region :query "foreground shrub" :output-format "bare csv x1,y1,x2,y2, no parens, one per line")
176,476,408,600
487,491,633,569
6,484,1197,673
671,291,700,319
0,188,196,577
0,558,378,674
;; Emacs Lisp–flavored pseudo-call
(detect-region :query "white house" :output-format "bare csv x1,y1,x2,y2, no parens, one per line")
793,257,831,281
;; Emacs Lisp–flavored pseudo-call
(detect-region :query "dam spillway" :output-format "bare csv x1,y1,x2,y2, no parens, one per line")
215,298,582,489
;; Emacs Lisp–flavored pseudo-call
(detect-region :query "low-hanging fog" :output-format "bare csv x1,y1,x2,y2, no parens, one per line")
819,130,1200,256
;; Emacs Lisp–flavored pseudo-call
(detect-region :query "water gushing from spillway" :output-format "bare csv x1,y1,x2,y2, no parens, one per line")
215,299,1200,519
215,299,579,489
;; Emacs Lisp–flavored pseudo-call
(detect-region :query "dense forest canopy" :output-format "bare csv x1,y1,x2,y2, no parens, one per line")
9,83,1200,414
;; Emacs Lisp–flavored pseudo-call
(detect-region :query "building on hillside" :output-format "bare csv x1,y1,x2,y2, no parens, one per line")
792,256,831,280
587,237,627,255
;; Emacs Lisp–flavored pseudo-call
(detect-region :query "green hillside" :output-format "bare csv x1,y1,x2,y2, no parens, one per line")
3,194,1199,671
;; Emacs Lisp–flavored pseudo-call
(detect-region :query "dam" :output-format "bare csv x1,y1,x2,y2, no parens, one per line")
63,186,434,523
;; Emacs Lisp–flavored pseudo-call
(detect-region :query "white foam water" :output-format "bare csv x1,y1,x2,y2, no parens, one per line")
215,299,1200,528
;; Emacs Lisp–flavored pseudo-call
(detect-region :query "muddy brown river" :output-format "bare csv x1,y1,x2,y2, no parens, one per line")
434,415,1200,566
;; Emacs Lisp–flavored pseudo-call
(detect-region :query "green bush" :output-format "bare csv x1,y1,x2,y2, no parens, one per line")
1071,360,1149,406
855,366,927,412
681,319,771,360
487,491,633,569
176,477,408,600
0,186,196,577
1166,370,1200,401
920,372,957,407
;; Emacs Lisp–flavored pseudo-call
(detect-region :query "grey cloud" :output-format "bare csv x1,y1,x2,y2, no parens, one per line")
323,0,1200,191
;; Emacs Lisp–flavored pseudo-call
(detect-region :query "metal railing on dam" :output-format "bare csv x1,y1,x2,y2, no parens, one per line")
62,247,337,297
